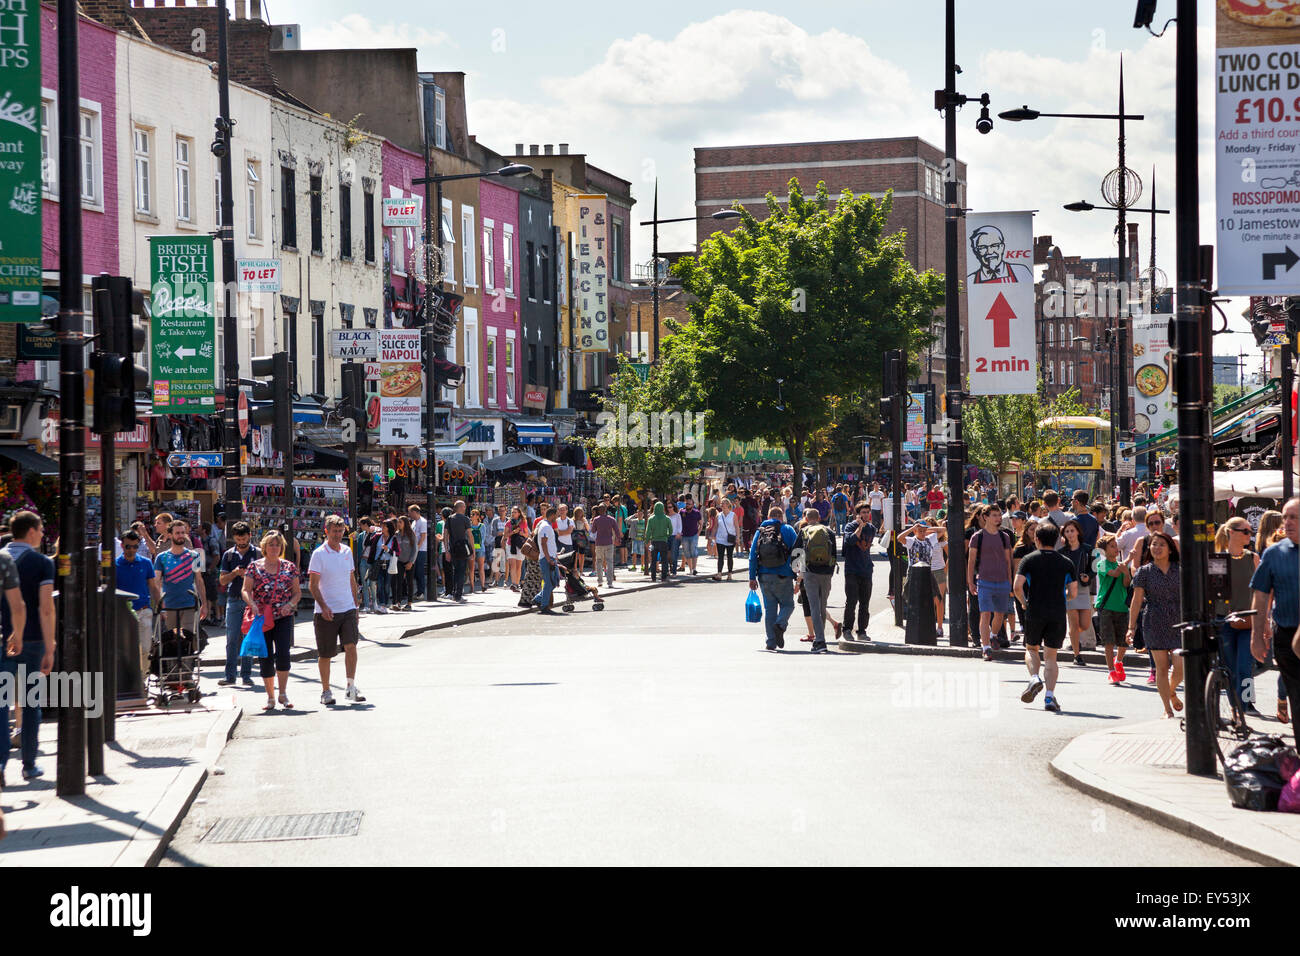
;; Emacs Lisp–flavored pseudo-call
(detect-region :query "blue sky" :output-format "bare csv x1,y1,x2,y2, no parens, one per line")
259,0,1258,360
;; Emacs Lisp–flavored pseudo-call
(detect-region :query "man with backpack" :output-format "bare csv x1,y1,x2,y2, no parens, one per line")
796,509,838,654
749,507,799,652
967,504,1014,662
831,485,850,534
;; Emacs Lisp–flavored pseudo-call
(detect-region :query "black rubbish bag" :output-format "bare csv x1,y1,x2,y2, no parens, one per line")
1223,735,1298,812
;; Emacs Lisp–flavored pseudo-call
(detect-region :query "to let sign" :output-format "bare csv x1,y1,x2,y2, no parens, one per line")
382,197,422,228
236,258,282,292
328,328,378,359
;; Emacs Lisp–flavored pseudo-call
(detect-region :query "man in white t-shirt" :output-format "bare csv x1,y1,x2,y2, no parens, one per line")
408,505,429,601
309,515,365,707
868,484,885,526
533,505,559,612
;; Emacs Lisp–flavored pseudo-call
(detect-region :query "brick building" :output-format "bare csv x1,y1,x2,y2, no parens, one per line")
693,137,968,389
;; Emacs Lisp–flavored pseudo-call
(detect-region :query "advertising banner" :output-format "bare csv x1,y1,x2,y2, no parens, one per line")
382,196,422,228
377,329,422,446
236,258,281,292
150,236,216,412
903,391,926,451
570,194,609,352
1130,313,1176,438
1215,5,1300,294
965,211,1037,394
0,10,41,322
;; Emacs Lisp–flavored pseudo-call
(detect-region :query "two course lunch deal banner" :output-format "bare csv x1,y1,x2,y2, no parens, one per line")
150,236,216,413
965,211,1037,395
1215,2,1300,295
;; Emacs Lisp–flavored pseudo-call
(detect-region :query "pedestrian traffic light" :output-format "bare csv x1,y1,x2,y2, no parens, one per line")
882,349,903,398
89,274,149,435
340,362,366,439
923,383,937,424
250,352,293,459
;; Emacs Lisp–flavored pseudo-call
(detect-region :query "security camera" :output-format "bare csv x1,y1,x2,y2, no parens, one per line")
1133,0,1158,30
976,106,993,135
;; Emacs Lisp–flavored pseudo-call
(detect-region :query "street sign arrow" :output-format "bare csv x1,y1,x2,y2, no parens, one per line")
1262,246,1300,281
985,291,1016,348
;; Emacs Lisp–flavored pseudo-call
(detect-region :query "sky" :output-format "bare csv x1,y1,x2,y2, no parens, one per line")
258,0,1260,360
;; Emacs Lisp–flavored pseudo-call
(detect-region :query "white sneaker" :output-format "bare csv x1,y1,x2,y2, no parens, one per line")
346,684,366,702
321,690,336,707
1021,675,1044,703
375,606,388,615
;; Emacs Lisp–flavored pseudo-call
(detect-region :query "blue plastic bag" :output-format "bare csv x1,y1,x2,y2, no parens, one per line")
240,614,268,658
745,589,763,623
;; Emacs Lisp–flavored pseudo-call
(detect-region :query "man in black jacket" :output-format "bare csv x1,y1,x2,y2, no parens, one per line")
841,503,876,641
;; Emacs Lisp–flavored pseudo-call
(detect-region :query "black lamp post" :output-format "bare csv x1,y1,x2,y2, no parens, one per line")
639,180,741,363
1000,62,1146,505
412,161,531,602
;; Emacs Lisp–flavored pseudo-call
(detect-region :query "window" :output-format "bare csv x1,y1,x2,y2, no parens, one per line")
40,97,55,195
504,336,516,406
527,344,538,385
247,161,261,239
391,213,405,277
461,208,476,288
312,311,324,394
463,310,479,406
541,245,551,302
441,200,455,285
280,166,296,248
525,240,536,300
133,127,152,214
1068,363,1074,386
363,188,375,263
249,307,263,362
80,110,101,205
434,89,446,150
309,174,323,254
174,136,191,221
484,332,497,406
503,224,515,295
611,220,624,282
482,221,495,291
339,182,352,259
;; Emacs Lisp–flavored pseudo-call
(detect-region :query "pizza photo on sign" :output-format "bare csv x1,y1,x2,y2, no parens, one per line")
1219,0,1300,29
381,367,422,397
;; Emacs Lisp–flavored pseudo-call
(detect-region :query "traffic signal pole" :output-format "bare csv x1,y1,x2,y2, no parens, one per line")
56,0,87,796
217,0,243,522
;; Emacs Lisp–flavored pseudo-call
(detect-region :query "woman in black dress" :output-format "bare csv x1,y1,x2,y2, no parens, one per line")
1127,531,1183,718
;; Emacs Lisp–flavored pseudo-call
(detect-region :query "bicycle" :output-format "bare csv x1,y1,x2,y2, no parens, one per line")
1175,611,1257,767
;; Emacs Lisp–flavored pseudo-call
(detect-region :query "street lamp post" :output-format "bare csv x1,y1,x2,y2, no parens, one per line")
638,181,740,363
413,161,531,602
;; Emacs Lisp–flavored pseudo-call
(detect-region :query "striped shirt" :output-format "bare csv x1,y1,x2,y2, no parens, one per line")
154,548,198,609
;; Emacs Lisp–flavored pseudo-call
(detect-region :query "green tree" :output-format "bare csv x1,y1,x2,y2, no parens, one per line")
580,356,693,499
657,180,942,500
965,386,1089,486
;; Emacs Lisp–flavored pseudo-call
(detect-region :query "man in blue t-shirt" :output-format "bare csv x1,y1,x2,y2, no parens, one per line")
1251,497,1299,740
2,511,56,783
117,530,162,684
153,518,209,629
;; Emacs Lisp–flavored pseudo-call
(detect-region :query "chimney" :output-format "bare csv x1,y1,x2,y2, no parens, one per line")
558,143,569,155
515,143,524,155
529,145,540,156
544,144,554,156
234,0,246,19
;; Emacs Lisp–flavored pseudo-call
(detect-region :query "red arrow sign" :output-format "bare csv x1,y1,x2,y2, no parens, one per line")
985,292,1016,348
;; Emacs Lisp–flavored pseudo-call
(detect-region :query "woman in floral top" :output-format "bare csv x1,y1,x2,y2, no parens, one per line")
241,530,302,711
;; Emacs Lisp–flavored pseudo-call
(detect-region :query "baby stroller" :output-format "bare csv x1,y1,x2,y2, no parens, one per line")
556,549,605,612
150,601,206,707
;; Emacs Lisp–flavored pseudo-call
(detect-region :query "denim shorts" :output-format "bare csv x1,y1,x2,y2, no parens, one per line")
976,580,1012,615
682,536,699,558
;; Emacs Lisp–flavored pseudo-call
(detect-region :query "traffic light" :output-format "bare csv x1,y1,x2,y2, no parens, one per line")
250,352,293,459
882,349,903,399
923,383,937,424
340,362,366,442
90,274,149,435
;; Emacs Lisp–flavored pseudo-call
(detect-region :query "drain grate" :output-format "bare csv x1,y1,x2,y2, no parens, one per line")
202,810,363,843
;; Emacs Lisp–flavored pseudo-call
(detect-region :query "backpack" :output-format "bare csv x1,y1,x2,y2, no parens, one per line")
804,525,833,567
756,523,791,569
971,528,1012,573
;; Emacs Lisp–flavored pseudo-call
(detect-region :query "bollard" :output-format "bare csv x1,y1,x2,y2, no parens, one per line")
904,559,935,645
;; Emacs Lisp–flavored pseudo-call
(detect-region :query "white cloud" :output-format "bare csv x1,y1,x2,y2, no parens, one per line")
300,14,452,51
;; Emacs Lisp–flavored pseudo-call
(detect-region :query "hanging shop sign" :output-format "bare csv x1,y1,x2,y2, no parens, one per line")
1214,4,1300,295
382,196,422,228
18,322,56,359
570,194,609,352
522,386,548,410
328,328,379,359
150,235,216,412
964,211,1037,395
377,329,422,446
236,258,281,293
0,11,41,322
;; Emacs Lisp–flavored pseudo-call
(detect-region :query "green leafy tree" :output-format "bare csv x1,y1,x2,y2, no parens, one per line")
580,356,692,499
965,386,1090,488
657,180,942,500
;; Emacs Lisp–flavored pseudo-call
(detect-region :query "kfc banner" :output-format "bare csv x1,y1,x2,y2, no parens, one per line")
965,211,1037,395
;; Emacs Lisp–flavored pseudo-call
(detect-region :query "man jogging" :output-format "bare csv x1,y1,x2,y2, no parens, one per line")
1014,522,1077,712
749,506,799,652
841,502,876,641
309,515,365,706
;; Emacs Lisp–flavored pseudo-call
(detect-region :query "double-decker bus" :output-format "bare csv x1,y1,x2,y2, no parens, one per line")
1035,415,1112,496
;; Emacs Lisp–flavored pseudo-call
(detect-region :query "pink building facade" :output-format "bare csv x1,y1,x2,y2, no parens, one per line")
379,138,427,331
476,178,522,412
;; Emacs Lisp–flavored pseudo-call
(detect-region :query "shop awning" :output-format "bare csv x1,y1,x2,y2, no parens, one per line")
294,442,348,471
0,444,58,475
481,450,560,472
513,421,556,446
